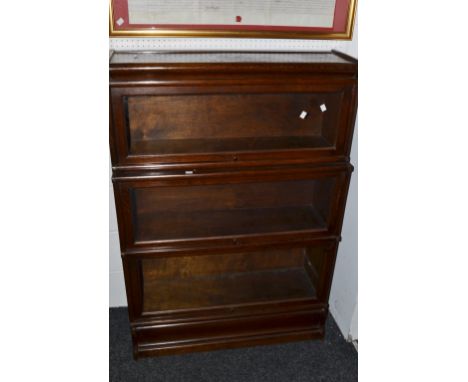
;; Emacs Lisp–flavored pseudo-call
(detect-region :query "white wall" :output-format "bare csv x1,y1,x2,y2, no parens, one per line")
349,300,358,341
109,162,128,307
108,22,358,340
329,119,358,340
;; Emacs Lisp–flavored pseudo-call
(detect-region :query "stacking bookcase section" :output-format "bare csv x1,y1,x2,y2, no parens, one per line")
109,51,357,168
109,51,358,358
113,164,352,252
122,239,339,357
112,88,351,163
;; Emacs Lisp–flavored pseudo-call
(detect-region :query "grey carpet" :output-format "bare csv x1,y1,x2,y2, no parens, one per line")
110,307,357,382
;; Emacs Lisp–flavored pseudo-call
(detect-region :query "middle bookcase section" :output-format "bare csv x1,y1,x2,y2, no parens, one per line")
114,164,351,251
133,179,332,242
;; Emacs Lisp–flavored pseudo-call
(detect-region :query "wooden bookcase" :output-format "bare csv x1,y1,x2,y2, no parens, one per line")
109,51,358,358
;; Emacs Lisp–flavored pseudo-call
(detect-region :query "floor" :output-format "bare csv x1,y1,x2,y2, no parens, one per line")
110,308,357,382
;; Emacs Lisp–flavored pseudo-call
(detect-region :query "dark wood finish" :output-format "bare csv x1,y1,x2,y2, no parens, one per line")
132,308,327,357
125,91,342,155
109,51,357,358
114,163,351,253
110,51,357,169
141,249,317,312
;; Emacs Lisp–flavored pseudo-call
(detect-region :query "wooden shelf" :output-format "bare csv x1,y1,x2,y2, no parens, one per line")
131,136,331,155
143,266,316,312
135,205,326,242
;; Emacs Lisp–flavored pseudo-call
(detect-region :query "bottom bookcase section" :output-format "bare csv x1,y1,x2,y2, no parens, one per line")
132,307,328,358
123,240,338,357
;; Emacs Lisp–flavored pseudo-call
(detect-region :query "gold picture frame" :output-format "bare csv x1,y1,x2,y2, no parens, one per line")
109,0,357,40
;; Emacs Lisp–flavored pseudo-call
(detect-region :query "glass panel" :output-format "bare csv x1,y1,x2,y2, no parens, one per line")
131,177,335,243
125,92,342,155
111,52,352,65
141,247,321,313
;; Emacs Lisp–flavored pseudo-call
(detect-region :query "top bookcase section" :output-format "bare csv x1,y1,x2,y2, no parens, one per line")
109,51,357,169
